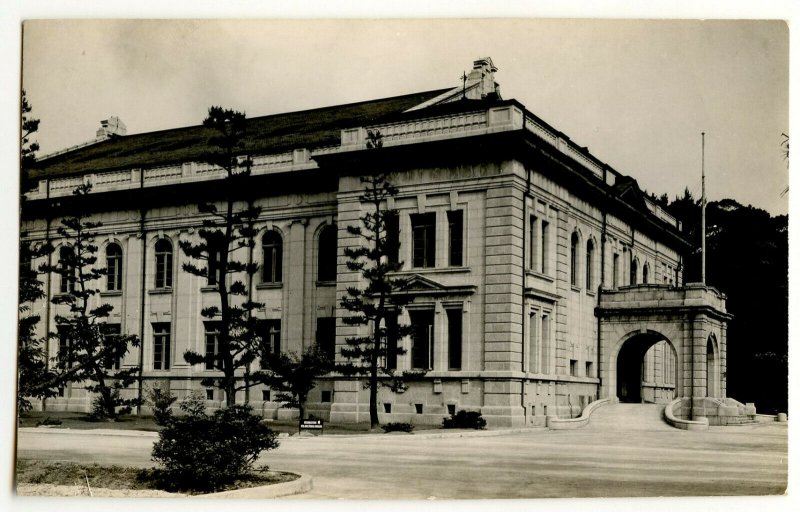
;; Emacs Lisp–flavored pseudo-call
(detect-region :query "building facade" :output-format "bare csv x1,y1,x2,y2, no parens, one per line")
21,58,739,426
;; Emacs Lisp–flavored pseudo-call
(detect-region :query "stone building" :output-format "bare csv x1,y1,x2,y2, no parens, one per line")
21,58,739,426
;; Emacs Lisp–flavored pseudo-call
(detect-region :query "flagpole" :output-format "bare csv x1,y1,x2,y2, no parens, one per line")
701,132,706,285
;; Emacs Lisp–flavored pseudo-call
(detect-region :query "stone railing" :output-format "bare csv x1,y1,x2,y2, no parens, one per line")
547,397,612,430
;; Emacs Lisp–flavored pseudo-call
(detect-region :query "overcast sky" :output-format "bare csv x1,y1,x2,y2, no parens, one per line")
21,19,789,214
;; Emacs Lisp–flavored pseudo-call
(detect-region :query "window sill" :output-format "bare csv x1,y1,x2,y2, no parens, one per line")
585,289,596,297
256,282,283,290
570,285,582,293
149,288,173,295
526,270,554,283
99,290,123,297
200,285,219,293
315,280,336,287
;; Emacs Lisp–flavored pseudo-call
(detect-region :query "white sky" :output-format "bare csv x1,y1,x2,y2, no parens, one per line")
20,18,788,215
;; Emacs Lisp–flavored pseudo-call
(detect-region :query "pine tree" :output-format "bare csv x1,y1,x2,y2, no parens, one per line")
43,184,141,419
338,130,415,429
265,346,332,420
179,107,265,407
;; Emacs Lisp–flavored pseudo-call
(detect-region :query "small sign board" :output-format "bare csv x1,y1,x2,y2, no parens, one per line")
299,418,324,435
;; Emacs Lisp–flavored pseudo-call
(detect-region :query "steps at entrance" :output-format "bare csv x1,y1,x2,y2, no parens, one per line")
586,403,674,432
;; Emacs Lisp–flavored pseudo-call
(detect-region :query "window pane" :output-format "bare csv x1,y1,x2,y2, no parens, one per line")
316,317,336,361
447,211,463,267
411,213,436,268
317,226,337,282
204,322,220,370
410,310,434,370
447,309,462,370
153,323,170,371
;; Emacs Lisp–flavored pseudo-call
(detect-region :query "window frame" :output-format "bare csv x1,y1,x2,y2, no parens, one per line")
447,210,464,267
410,212,436,269
154,239,173,289
153,322,171,371
317,225,337,283
106,243,123,292
261,231,283,284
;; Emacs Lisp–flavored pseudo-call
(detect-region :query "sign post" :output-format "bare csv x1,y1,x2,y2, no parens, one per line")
299,418,324,436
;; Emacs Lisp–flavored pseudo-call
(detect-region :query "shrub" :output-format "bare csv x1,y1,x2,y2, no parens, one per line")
442,410,487,430
381,422,414,433
151,403,279,492
145,386,177,426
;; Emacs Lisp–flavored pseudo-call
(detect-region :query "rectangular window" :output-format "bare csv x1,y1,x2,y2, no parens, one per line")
410,309,434,370
528,215,537,270
586,361,594,378
384,311,399,371
529,311,539,373
613,253,620,289
208,248,222,286
447,308,462,370
259,319,281,369
321,390,332,403
153,323,171,371
57,325,72,368
316,317,336,362
447,210,463,267
262,390,271,401
411,213,436,268
569,359,578,377
204,322,221,370
540,220,549,274
385,211,400,264
100,323,122,370
155,249,173,288
541,313,551,374
59,247,75,294
206,389,214,400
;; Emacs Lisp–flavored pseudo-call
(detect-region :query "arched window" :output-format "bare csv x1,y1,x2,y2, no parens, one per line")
585,239,594,289
262,231,283,284
630,257,639,285
154,239,173,289
642,263,649,284
106,243,123,291
570,232,580,287
317,224,337,282
59,246,75,294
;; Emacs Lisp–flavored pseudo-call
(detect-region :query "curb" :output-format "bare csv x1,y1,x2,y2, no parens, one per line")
18,427,159,438
195,474,312,499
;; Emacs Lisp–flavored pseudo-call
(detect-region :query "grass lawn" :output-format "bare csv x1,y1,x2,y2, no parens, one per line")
19,411,448,435
16,460,297,496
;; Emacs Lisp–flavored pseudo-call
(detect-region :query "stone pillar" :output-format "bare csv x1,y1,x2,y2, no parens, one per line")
286,218,308,352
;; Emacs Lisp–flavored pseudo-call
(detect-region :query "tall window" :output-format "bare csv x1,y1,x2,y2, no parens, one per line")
106,243,123,291
153,323,171,371
541,312,551,374
447,308,462,370
258,319,281,368
385,211,400,264
100,323,122,370
447,210,463,267
643,263,650,284
154,239,173,289
207,247,222,286
630,257,639,285
58,246,75,294
409,309,434,370
316,317,336,361
529,311,539,373
528,215,537,270
613,253,620,289
585,239,595,289
384,312,399,370
57,325,73,368
411,213,436,268
541,220,550,274
317,225,337,282
204,322,221,370
570,232,580,287
262,231,283,283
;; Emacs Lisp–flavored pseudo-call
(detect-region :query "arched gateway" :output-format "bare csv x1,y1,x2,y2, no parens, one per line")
596,283,735,422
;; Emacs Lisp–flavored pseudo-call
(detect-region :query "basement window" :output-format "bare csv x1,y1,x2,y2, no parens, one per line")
447,404,456,415
262,390,271,402
415,403,424,415
321,390,332,403
383,403,392,414
206,389,214,400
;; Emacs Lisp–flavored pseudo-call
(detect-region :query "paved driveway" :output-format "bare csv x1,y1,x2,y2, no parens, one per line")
17,416,787,499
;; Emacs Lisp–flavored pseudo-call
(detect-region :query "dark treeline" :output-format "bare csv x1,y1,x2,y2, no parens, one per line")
651,190,788,414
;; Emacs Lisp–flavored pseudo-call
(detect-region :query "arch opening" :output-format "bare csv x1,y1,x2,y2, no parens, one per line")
615,332,678,404
706,334,719,398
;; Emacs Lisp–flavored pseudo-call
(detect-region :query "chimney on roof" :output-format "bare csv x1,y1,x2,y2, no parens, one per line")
466,57,500,99
96,116,127,140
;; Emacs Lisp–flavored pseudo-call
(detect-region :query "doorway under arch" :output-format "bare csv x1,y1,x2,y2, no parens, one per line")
706,334,720,398
615,332,678,403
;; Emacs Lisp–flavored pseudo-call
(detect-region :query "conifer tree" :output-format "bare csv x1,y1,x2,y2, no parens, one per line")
338,130,415,429
179,107,265,407
265,346,332,420
43,184,141,419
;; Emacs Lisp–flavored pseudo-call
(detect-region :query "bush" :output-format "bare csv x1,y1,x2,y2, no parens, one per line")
381,422,414,433
151,403,279,492
442,410,487,430
145,386,177,426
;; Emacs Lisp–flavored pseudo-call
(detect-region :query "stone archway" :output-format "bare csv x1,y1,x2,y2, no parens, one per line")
613,331,677,403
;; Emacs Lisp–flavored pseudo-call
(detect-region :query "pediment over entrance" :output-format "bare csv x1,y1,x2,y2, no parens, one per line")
395,274,477,297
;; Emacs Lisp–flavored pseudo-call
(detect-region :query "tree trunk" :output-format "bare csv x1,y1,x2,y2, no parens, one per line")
370,321,380,429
